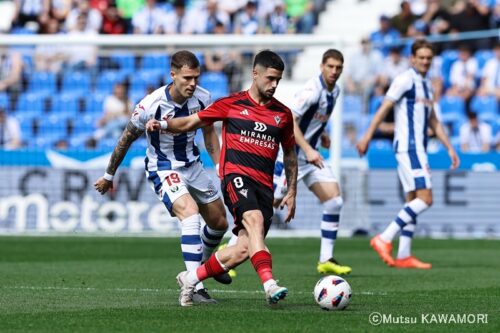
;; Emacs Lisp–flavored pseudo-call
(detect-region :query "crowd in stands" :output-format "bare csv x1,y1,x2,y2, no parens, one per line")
0,0,329,150
343,0,500,154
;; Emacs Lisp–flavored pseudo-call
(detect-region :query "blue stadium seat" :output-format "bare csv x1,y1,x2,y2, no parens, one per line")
61,71,91,95
441,50,459,89
199,72,229,100
369,95,384,114
141,53,170,73
474,49,494,74
52,93,81,117
110,52,135,75
0,92,9,109
130,70,162,94
470,95,498,115
16,92,44,114
28,71,57,95
343,94,363,116
129,90,145,105
95,70,126,94
86,93,106,114
439,96,465,115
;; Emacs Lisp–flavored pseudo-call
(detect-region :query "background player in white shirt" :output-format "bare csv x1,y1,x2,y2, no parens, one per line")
94,50,230,305
274,49,352,275
357,40,460,269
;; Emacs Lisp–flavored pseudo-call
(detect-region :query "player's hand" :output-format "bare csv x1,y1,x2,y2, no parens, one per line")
94,177,113,195
146,119,161,132
306,148,324,169
320,133,330,149
448,148,460,170
356,137,370,156
279,191,296,223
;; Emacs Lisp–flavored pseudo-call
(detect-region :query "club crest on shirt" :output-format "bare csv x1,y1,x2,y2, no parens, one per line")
274,115,281,125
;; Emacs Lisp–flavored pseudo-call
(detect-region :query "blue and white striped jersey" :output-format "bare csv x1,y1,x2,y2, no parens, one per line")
131,84,211,171
386,68,433,153
291,74,340,162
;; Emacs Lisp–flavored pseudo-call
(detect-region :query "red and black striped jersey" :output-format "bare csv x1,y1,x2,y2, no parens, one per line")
198,90,295,189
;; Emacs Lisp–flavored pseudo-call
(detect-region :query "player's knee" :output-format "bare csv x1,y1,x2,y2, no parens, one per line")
211,215,228,231
422,197,433,207
173,199,199,220
323,196,343,213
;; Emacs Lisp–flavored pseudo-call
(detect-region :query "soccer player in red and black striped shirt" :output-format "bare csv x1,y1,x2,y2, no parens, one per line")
147,50,298,306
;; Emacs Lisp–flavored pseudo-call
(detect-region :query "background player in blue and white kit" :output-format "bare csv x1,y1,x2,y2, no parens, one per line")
274,49,352,275
94,50,230,305
357,40,460,269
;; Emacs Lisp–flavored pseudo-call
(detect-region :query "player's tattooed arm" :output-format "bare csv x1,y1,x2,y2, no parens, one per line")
106,121,144,175
283,146,298,195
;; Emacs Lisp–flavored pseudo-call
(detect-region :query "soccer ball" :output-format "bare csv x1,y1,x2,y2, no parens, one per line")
313,275,352,311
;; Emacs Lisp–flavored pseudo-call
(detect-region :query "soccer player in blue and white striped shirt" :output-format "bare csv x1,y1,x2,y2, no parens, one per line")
357,40,460,269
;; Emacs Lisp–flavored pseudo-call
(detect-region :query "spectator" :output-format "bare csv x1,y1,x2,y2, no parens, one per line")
0,108,22,149
34,18,66,72
263,0,291,34
65,0,102,33
369,15,401,56
11,0,50,32
285,0,314,33
54,138,69,150
50,0,72,25
421,0,452,35
92,82,132,141
390,1,418,36
478,42,500,100
377,46,409,86
0,48,23,111
234,1,262,34
64,14,98,71
132,0,165,34
459,111,492,152
116,0,145,33
450,0,491,50
344,38,383,111
162,0,196,34
100,2,127,34
192,0,230,34
447,44,478,101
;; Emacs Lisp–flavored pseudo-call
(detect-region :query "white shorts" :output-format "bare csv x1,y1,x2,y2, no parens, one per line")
396,151,432,193
273,160,338,200
146,161,220,216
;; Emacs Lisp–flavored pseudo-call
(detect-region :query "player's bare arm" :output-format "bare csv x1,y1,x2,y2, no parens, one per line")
146,113,203,133
356,99,395,156
280,145,298,223
202,124,221,170
428,108,460,170
94,121,144,194
293,115,324,168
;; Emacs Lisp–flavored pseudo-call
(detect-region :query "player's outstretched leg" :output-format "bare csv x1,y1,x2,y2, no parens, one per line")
265,284,288,305
370,234,395,266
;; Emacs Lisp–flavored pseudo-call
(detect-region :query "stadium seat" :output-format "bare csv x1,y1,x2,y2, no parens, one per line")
470,95,498,115
474,49,494,74
130,70,162,94
27,71,57,95
95,70,126,94
86,93,106,114
439,95,465,115
52,93,81,117
141,53,170,73
129,90,145,105
0,92,9,109
61,71,91,95
199,72,229,100
440,50,459,89
343,95,363,119
16,92,44,114
369,95,384,114
110,52,136,75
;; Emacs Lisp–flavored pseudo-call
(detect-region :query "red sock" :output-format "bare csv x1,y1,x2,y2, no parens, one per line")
250,250,273,284
196,253,226,281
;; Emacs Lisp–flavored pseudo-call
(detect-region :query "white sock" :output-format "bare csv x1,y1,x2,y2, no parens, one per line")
319,196,343,263
201,224,227,262
180,214,204,290
397,222,416,259
380,198,428,242
263,279,277,293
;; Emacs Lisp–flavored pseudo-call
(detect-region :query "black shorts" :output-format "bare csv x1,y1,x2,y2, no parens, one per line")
222,173,274,236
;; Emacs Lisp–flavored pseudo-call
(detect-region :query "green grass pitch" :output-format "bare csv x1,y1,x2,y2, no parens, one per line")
0,236,498,333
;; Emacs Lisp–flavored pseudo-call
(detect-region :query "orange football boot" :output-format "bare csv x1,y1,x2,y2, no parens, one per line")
394,256,432,269
370,235,395,266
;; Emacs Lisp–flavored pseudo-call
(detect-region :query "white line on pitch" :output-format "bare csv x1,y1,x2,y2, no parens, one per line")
2,285,387,296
